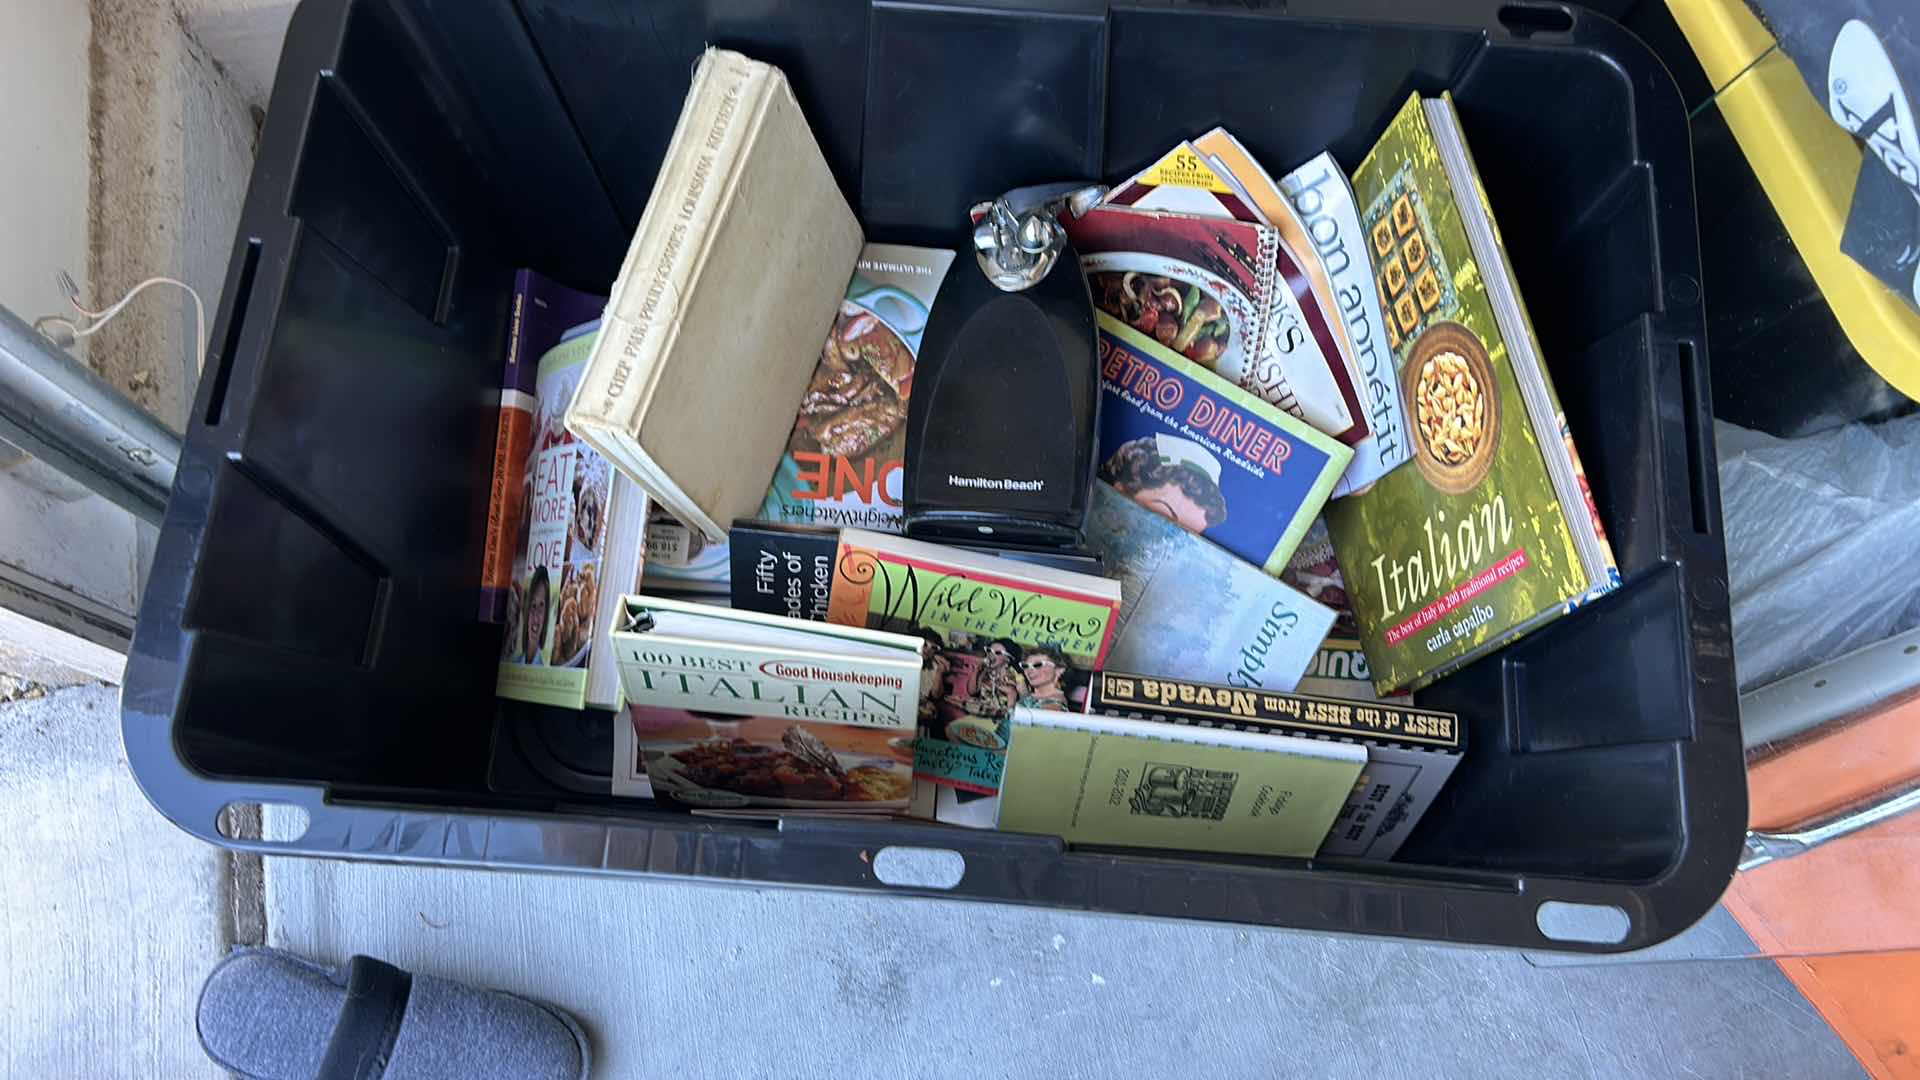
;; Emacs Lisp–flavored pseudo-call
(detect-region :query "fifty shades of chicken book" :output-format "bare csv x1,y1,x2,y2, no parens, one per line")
727,520,841,623
760,243,955,534
995,705,1365,858
1281,152,1415,498
567,48,863,543
480,270,608,622
610,594,923,731
1085,671,1463,860
1109,136,1373,448
496,321,651,711
826,529,1122,823
1085,481,1334,693
1097,314,1351,576
1327,93,1619,693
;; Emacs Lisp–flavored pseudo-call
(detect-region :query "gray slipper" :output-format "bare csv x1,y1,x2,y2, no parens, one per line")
196,947,591,1080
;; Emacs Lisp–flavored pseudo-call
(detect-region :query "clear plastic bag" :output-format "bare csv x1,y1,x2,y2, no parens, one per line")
1718,415,1920,691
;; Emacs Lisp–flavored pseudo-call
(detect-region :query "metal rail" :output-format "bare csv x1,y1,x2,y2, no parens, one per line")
0,303,180,525
1741,779,1920,872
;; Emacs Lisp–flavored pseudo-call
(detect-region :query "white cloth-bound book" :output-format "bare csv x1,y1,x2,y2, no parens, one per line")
566,48,863,542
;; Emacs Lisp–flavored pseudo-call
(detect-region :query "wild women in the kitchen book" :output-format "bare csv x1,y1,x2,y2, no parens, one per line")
826,530,1122,799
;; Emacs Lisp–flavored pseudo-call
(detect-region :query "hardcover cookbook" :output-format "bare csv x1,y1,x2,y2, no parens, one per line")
1326,93,1619,693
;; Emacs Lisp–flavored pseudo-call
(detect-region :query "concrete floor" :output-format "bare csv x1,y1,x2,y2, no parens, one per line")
0,682,1868,1078
1,684,228,1077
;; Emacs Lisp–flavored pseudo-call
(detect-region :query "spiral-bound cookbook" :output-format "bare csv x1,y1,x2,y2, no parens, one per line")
1063,204,1280,391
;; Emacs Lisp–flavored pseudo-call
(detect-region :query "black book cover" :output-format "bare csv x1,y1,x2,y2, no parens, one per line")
727,522,837,622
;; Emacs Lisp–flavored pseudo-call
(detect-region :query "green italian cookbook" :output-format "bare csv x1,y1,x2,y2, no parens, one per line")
1326,92,1618,693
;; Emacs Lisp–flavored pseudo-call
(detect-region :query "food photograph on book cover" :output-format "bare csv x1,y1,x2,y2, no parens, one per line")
761,245,956,535
802,302,913,458
1402,322,1500,493
1089,271,1235,368
1280,518,1358,639
626,707,914,810
1069,208,1269,376
1326,92,1613,693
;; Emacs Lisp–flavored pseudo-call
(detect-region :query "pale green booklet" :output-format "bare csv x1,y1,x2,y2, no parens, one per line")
996,708,1366,857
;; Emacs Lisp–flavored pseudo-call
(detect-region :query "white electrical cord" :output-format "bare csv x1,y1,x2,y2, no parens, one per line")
32,269,208,374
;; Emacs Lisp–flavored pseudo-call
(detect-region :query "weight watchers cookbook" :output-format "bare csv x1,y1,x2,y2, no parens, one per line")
760,243,955,534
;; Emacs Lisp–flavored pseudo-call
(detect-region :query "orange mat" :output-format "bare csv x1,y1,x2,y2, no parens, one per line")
1728,692,1920,1077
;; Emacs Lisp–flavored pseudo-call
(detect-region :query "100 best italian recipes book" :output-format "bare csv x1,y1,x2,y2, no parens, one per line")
826,531,1122,809
1327,94,1617,693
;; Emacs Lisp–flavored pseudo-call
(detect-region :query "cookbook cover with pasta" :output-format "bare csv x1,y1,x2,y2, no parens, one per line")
1326,93,1615,694
497,323,645,710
